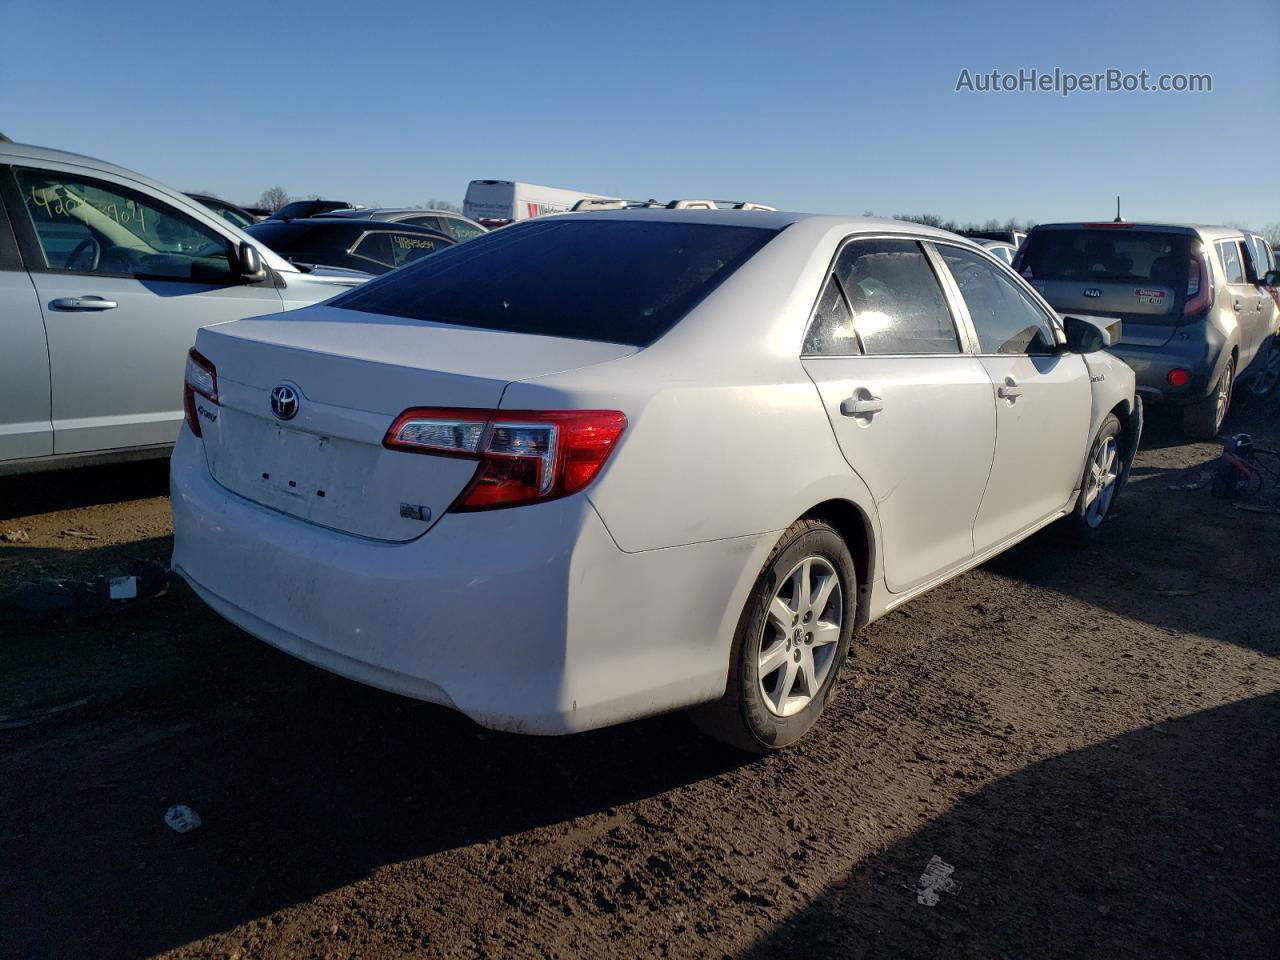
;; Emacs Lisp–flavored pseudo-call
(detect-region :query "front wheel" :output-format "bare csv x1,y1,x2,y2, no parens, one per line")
691,518,855,752
1065,413,1123,544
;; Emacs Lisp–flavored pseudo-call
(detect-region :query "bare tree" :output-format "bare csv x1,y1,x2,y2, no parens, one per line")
422,198,462,213
1259,223,1280,248
258,186,293,212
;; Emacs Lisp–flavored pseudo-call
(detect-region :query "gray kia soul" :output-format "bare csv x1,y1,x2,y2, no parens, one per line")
1014,223,1280,438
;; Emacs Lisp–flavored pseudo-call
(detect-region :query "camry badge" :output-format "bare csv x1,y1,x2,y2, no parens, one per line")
270,384,299,421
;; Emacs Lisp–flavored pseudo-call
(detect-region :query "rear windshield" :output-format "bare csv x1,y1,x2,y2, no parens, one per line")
329,219,779,347
1015,229,1192,286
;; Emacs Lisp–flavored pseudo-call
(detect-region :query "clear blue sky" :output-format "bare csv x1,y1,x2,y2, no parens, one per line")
2,0,1276,225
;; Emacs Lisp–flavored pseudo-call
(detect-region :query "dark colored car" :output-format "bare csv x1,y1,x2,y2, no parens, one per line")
323,207,486,241
186,193,258,230
269,199,356,221
245,218,454,275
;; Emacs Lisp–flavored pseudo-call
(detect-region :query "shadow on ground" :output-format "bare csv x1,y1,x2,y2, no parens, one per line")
0,458,170,521
741,693,1280,960
0,579,751,959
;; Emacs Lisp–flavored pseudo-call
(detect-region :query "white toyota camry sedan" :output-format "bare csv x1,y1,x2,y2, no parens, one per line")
171,210,1142,750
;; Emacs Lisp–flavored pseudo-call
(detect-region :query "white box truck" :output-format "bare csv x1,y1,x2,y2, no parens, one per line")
463,180,620,227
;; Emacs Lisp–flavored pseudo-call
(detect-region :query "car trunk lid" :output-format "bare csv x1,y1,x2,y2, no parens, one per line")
1031,279,1182,347
193,305,636,541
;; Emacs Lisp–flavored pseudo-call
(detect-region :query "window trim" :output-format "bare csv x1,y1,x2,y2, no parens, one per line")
0,164,24,271
928,238,1065,358
798,232,971,359
3,164,246,285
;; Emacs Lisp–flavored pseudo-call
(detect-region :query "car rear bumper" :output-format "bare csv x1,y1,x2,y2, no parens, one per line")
1109,319,1227,405
170,430,771,734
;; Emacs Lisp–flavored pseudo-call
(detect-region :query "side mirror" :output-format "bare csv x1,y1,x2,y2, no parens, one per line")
237,241,265,280
1061,315,1111,354
1264,269,1280,287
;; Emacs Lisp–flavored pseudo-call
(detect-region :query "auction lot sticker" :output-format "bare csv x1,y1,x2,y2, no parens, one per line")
1135,288,1167,305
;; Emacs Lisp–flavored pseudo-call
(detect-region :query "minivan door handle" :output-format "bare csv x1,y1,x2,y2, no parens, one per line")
997,377,1023,401
49,296,118,311
840,389,884,419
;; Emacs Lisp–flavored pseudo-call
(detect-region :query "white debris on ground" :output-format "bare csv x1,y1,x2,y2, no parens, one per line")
916,855,960,906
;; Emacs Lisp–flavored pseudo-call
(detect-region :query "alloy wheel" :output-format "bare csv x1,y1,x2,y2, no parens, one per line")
1083,435,1119,528
757,556,843,717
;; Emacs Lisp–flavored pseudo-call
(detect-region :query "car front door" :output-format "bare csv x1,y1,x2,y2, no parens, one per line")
2,164,285,455
0,192,52,463
934,242,1092,551
800,236,997,593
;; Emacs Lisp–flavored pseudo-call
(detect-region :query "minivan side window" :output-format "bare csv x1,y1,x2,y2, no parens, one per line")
827,238,960,355
938,244,1057,355
14,168,235,281
1217,241,1245,284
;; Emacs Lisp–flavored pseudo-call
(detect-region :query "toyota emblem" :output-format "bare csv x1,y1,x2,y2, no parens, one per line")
270,384,299,421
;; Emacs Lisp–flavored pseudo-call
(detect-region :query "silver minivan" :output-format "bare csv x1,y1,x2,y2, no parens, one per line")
1014,222,1280,438
0,143,366,475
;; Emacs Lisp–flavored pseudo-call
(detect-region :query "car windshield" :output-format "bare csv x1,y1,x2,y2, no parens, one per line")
330,219,780,347
1016,229,1192,286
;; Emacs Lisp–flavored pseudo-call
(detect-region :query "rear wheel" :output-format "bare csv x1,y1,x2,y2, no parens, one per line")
1181,356,1234,440
692,518,855,752
1065,413,1122,544
1241,339,1279,400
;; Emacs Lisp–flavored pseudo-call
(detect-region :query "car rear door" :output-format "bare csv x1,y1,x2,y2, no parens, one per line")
0,177,52,463
800,236,996,594
2,163,286,455
935,242,1091,550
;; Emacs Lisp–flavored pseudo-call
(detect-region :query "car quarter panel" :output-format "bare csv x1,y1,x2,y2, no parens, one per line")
170,429,776,733
500,220,886,565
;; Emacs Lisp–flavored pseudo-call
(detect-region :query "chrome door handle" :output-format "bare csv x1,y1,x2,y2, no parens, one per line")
1233,299,1242,312
49,296,118,311
997,377,1023,401
841,390,884,418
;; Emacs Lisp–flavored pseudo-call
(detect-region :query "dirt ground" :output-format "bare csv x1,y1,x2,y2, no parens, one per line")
1,396,1278,960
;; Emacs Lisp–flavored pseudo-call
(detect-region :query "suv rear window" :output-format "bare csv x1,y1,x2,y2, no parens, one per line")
1015,229,1191,287
330,219,779,347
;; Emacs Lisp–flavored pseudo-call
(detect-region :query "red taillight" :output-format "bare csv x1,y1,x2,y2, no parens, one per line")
183,348,218,438
1183,248,1213,318
383,408,627,511
1168,369,1191,387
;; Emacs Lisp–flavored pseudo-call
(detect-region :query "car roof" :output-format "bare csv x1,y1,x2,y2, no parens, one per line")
251,217,453,238
329,207,466,219
535,207,969,242
1031,221,1247,241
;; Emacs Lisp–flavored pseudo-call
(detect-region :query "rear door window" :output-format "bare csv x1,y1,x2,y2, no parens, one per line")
402,215,443,232
1217,241,1245,284
331,219,778,346
442,217,484,241
827,238,959,355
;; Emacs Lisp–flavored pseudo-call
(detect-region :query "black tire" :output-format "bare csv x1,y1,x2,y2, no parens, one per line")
1240,338,1279,400
1064,413,1123,545
691,517,856,752
1181,356,1234,439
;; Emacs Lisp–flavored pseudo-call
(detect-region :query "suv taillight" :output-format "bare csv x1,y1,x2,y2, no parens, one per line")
1183,247,1213,318
383,408,627,511
183,349,218,437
